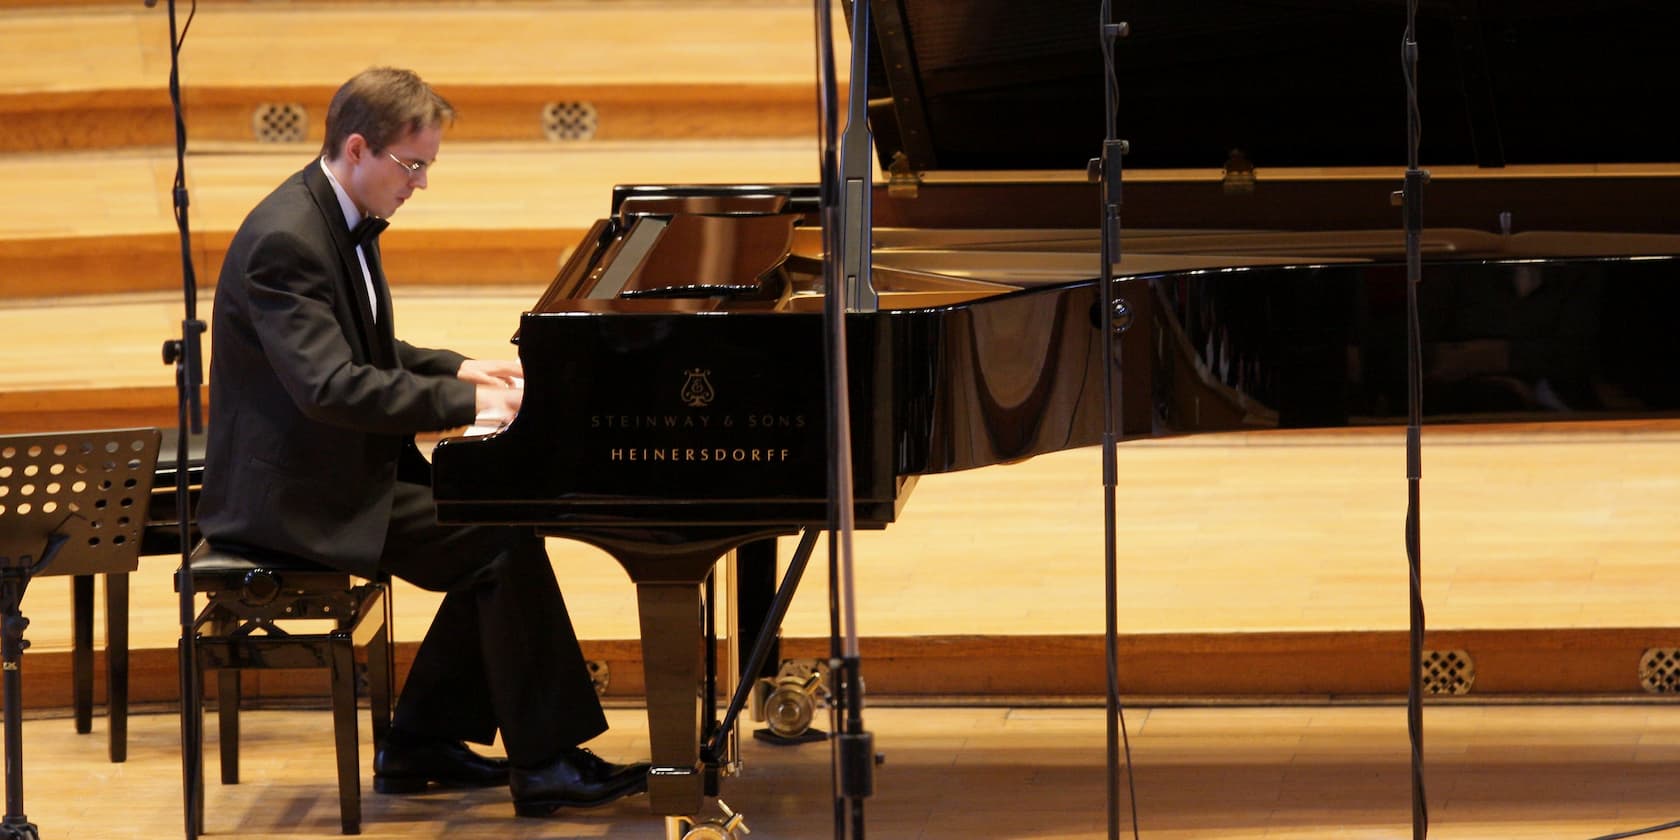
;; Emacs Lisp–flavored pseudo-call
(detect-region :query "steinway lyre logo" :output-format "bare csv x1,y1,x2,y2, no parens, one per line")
680,368,715,407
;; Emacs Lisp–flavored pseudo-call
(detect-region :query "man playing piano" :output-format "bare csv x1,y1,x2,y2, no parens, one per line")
197,66,648,817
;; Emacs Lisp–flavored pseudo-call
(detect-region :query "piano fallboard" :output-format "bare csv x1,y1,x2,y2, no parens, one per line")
433,310,906,528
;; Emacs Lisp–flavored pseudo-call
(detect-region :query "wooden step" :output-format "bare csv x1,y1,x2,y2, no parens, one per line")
0,140,828,299
1,1,843,151
19,627,1680,713
0,286,541,433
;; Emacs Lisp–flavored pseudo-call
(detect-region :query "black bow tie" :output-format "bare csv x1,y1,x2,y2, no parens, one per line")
352,216,388,247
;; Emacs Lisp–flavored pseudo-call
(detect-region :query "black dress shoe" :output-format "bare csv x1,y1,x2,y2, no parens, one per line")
373,737,511,794
510,748,650,817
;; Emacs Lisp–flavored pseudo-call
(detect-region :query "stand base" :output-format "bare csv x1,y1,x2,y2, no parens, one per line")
0,816,39,840
752,726,827,746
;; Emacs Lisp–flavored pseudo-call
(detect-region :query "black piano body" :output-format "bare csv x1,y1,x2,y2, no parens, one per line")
432,0,1680,817
143,430,204,556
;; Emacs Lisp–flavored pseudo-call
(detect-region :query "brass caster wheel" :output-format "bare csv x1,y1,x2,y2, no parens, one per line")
753,660,831,744
666,799,749,840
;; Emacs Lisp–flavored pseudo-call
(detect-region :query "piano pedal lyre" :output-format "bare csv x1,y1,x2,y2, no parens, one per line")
751,659,831,745
666,799,749,840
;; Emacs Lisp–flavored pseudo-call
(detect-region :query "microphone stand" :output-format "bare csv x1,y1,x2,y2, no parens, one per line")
1399,1,1428,837
1092,3,1140,839
814,1,873,836
152,1,205,838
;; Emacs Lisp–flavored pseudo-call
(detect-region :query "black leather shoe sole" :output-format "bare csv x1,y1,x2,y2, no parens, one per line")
372,775,432,795
373,773,508,795
511,776,648,817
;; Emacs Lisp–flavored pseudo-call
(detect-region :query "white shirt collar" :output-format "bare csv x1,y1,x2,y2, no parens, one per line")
319,156,363,231
318,157,381,324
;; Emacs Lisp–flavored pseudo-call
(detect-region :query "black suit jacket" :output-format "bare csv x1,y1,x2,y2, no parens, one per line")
199,162,476,578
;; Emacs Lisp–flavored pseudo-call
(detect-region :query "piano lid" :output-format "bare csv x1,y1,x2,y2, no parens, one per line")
861,0,1679,173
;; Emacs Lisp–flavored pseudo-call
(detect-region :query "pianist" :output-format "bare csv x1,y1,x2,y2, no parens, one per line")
196,66,649,817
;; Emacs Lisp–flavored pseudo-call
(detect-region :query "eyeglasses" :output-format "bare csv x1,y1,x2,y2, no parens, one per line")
387,152,429,177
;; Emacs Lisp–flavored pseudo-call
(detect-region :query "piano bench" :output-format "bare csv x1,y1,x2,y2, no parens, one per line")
181,543,394,836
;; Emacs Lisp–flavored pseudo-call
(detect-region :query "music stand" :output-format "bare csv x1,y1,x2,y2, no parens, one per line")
0,428,160,840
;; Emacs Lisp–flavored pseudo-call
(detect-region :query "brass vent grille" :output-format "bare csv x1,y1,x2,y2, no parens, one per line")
1421,649,1475,696
587,659,610,695
253,103,308,144
1639,648,1680,694
542,101,598,142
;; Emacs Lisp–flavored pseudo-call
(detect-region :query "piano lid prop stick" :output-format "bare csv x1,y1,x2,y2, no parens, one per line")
836,0,877,314
816,0,874,836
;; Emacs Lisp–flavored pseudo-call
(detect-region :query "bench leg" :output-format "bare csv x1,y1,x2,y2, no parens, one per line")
366,589,393,752
367,628,393,752
217,670,241,784
330,640,362,835
213,613,241,786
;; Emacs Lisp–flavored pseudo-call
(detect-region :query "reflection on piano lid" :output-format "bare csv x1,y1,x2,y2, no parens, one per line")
437,190,1680,531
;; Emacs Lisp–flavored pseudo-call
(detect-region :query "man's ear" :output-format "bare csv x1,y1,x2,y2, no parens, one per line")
343,133,368,164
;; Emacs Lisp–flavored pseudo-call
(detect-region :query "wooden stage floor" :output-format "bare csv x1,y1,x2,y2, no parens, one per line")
18,702,1680,839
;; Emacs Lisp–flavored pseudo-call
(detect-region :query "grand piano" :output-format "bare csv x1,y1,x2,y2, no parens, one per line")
432,0,1680,818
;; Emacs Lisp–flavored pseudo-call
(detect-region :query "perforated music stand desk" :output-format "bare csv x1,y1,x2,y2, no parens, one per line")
0,428,160,840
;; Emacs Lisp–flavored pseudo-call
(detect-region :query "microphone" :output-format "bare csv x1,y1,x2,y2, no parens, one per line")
145,0,158,7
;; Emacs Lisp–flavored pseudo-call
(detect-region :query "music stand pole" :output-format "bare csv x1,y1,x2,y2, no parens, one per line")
0,542,62,840
153,0,206,837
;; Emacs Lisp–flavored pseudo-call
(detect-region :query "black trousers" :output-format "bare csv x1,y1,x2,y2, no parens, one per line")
378,481,607,768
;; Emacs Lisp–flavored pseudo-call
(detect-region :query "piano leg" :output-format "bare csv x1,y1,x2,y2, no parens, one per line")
735,540,779,717
562,526,793,818
635,581,708,816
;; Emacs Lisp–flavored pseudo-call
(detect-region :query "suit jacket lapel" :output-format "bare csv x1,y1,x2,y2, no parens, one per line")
300,164,389,366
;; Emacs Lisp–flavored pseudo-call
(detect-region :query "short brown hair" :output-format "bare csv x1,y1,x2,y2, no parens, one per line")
321,67,455,160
